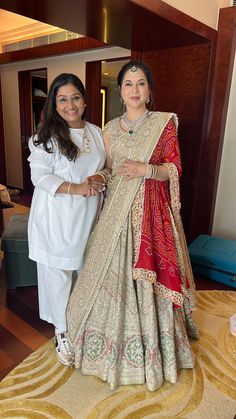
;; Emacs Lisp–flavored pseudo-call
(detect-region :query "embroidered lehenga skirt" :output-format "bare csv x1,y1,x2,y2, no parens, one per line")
69,213,198,390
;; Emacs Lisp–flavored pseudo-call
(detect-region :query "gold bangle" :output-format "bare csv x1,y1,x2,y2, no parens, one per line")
96,168,112,183
145,165,159,179
145,164,153,178
152,165,159,179
95,171,106,183
67,183,72,194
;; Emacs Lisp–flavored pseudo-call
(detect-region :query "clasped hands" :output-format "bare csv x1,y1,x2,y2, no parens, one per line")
81,174,106,197
81,160,146,197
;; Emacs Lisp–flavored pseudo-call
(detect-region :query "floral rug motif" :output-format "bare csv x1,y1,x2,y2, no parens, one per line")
0,290,235,418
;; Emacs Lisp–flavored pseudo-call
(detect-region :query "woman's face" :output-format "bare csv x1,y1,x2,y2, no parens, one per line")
55,83,85,128
120,67,150,111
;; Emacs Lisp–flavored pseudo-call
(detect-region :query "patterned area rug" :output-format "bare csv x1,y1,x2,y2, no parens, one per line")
0,290,235,418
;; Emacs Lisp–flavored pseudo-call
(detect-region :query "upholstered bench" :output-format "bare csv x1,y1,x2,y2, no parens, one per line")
1,214,37,289
189,234,236,288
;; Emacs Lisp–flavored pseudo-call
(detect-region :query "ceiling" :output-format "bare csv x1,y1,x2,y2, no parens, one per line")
0,9,41,32
0,9,63,51
0,1,215,53
0,8,129,80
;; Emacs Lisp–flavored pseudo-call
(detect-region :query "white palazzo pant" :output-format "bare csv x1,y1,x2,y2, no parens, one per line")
37,263,77,333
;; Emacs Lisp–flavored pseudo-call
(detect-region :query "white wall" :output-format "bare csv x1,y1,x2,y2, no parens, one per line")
0,46,130,188
212,52,236,239
163,0,231,28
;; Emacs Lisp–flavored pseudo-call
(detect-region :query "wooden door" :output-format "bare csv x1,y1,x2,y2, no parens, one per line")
18,69,47,194
85,61,102,126
0,75,7,185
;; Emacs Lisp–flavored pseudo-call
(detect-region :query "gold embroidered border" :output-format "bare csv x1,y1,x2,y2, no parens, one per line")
165,162,197,310
130,122,189,308
132,182,145,264
133,267,184,307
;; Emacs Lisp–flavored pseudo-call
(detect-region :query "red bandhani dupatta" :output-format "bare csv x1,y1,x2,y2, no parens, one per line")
133,120,196,309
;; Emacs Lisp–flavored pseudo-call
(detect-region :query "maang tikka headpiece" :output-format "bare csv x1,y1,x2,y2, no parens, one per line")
130,65,137,73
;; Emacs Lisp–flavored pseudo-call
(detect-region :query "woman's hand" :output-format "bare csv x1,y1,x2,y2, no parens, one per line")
86,175,106,192
56,181,98,197
117,160,146,180
71,183,97,197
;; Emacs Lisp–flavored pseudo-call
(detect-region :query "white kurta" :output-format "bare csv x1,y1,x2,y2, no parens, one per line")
28,122,106,270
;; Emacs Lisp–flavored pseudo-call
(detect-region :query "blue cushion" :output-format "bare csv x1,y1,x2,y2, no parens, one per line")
1,214,29,252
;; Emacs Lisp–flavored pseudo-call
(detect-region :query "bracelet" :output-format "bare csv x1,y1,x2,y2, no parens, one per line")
145,164,159,179
67,183,72,194
145,164,153,179
95,171,106,183
152,165,159,179
96,168,112,184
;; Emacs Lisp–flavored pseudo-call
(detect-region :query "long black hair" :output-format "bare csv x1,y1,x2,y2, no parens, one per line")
117,60,154,108
33,73,85,161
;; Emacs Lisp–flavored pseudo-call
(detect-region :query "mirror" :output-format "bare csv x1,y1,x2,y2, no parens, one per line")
101,59,130,127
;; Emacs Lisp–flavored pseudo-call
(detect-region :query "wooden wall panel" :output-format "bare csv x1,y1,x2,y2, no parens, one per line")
139,43,212,242
85,61,102,127
0,38,107,65
0,76,7,185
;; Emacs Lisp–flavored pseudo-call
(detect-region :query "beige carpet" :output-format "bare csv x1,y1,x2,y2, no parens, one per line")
0,290,235,419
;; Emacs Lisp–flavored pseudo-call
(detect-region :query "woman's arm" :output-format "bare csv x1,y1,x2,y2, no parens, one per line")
117,160,169,181
28,137,96,197
56,181,96,197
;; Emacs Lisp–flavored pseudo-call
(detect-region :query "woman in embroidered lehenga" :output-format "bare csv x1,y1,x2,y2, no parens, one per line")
66,60,199,391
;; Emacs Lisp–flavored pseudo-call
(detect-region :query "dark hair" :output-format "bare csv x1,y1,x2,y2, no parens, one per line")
117,60,154,109
33,73,85,161
117,60,154,101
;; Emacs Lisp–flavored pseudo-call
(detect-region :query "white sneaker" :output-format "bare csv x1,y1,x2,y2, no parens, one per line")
55,332,72,366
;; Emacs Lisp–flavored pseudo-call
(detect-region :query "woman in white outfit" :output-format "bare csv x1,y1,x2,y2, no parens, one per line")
28,73,106,365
